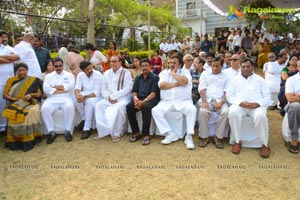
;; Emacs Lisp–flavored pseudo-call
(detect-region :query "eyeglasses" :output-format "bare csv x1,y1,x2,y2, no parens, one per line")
54,65,63,68
268,56,275,58
110,60,119,63
186,59,193,62
230,59,240,61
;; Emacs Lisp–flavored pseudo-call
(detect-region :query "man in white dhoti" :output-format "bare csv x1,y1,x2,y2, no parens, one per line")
284,60,300,154
0,32,20,134
152,54,197,150
74,60,102,140
14,33,42,79
264,52,288,110
198,57,229,149
226,57,271,158
41,58,75,144
95,55,132,142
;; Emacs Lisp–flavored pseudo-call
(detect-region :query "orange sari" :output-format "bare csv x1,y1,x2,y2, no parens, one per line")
105,49,120,70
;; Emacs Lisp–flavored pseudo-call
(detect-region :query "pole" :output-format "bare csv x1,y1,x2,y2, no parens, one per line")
147,0,151,59
87,0,95,44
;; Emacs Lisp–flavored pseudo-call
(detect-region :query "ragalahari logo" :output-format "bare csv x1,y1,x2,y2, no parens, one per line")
227,5,243,21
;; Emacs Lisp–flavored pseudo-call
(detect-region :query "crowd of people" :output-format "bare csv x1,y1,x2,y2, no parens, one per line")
1,28,300,157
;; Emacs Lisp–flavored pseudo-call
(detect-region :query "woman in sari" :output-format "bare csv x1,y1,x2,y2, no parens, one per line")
105,41,120,70
257,38,273,68
2,62,43,151
85,43,107,73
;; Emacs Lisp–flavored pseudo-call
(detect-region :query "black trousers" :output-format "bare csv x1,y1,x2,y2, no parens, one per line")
126,100,158,136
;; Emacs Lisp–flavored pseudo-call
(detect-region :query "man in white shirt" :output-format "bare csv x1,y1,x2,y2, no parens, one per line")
74,60,102,140
262,52,276,73
226,58,271,158
95,55,132,142
203,52,214,73
182,54,194,71
222,51,232,69
264,53,288,110
14,33,42,79
223,54,241,81
159,38,169,55
198,57,229,149
284,61,300,154
0,32,20,133
152,55,197,149
233,29,242,53
41,58,75,144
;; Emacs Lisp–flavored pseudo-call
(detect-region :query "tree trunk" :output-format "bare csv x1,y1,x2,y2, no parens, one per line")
87,0,95,44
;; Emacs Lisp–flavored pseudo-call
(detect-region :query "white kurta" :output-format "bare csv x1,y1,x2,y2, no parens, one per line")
226,74,271,145
14,41,42,79
152,68,196,136
0,44,16,128
41,70,75,133
95,67,132,138
74,70,102,131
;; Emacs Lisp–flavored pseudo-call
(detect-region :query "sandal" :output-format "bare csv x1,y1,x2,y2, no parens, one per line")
213,136,224,149
94,136,101,140
142,137,151,145
111,136,121,142
288,145,299,154
199,137,211,148
129,134,142,142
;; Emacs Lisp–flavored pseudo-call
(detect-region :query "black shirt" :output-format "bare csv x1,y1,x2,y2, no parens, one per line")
132,72,160,102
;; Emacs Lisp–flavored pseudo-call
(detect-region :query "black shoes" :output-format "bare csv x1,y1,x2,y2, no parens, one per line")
47,131,57,144
65,131,73,142
76,120,85,129
81,130,91,140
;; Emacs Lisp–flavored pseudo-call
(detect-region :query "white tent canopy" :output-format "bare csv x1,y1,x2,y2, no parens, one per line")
203,0,300,16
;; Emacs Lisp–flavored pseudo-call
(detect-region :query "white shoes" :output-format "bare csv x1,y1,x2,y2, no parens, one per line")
161,132,179,145
184,135,195,150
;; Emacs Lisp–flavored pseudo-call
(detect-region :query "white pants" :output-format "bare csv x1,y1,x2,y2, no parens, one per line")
152,101,196,135
41,100,75,133
95,99,127,138
0,85,7,128
75,97,100,131
228,105,269,146
270,92,278,107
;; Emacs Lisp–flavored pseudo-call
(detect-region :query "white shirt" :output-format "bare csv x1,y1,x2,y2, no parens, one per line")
233,35,242,47
14,41,42,79
101,67,132,101
223,67,241,83
264,61,285,92
43,70,75,103
285,73,300,101
90,50,108,66
159,68,192,102
75,69,102,97
159,42,169,54
227,34,235,49
168,43,178,52
226,73,271,107
0,44,16,85
198,71,228,102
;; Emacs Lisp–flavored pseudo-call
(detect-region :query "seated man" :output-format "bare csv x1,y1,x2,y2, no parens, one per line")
74,60,102,140
41,58,75,144
226,57,271,158
284,60,300,154
198,57,229,149
191,56,205,104
126,58,160,145
152,54,197,149
95,55,132,142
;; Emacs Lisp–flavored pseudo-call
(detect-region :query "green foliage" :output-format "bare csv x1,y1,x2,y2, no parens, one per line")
50,51,87,59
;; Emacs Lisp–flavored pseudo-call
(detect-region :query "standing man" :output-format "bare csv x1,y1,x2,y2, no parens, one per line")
152,55,197,149
126,58,160,145
14,33,42,79
0,31,20,134
41,58,75,144
217,30,227,51
74,60,102,140
0,30,14,50
226,58,271,158
95,55,132,142
33,35,51,73
200,34,213,53
198,57,229,149
284,61,300,154
241,29,253,56
159,38,169,56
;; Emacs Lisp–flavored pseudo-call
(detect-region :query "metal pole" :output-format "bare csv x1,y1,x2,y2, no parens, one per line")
148,0,151,59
